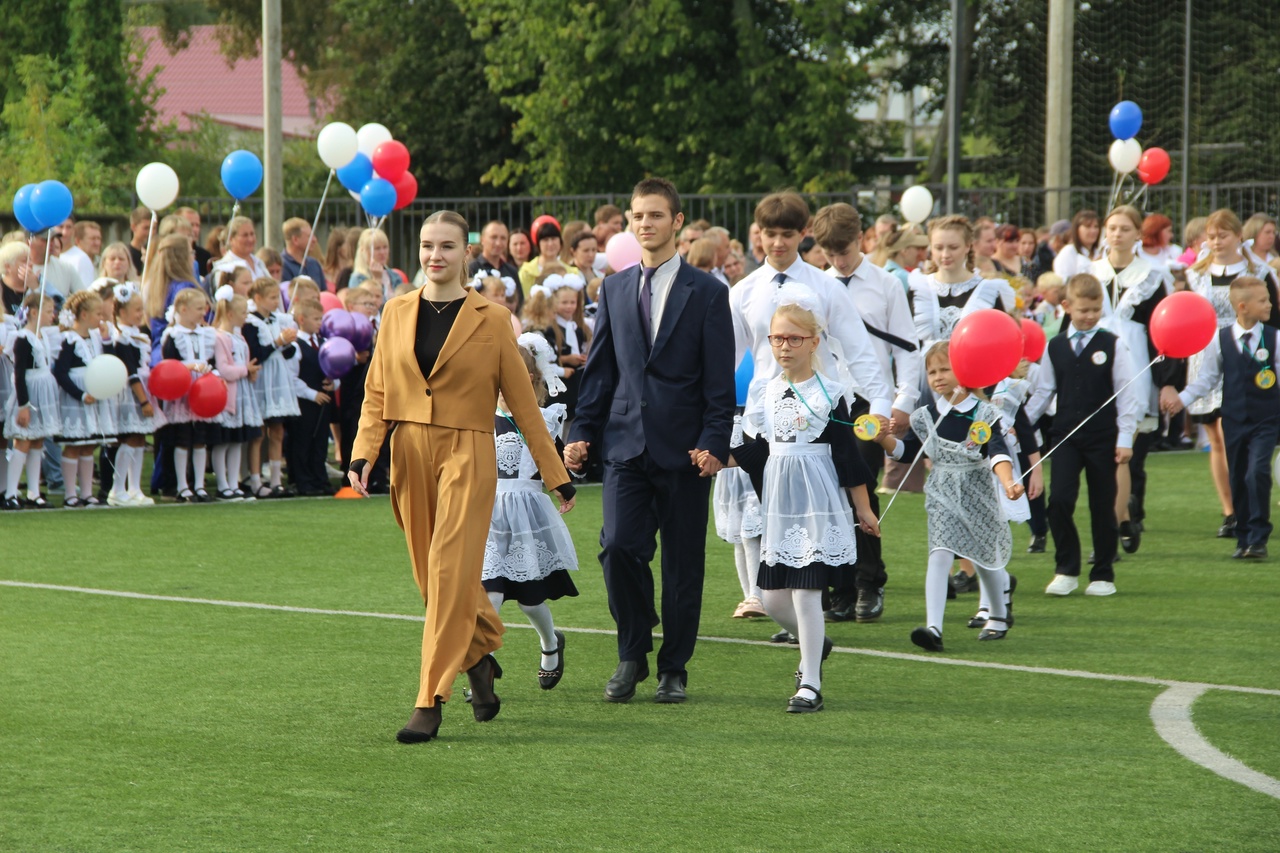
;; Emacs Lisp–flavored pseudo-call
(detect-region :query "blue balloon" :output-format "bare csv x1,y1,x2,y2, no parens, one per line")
220,150,263,200
1109,100,1143,141
336,153,373,192
12,184,42,232
360,177,397,218
734,352,754,407
29,180,73,232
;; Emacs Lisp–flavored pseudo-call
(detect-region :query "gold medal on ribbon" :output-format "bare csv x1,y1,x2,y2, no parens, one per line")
853,414,880,441
968,421,992,445
1258,369,1276,390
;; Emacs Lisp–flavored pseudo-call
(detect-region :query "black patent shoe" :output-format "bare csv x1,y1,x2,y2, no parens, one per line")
538,630,566,690
1218,514,1236,539
786,686,824,713
1027,534,1047,553
910,626,944,652
2,496,21,511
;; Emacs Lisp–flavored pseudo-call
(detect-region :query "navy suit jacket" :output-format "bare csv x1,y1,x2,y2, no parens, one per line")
569,256,735,470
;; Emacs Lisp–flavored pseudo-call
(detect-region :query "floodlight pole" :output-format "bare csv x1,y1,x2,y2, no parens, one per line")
263,0,283,250
1180,0,1192,223
945,0,962,214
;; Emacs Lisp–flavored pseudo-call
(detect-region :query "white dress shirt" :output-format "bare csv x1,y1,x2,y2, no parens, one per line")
643,252,681,344
830,258,922,412
1180,322,1277,408
1024,324,1139,447
731,256,893,427
287,331,330,401
60,246,97,290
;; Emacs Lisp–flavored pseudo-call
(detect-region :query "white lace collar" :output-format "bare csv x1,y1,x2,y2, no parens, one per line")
930,272,982,298
935,392,978,415
1209,259,1249,277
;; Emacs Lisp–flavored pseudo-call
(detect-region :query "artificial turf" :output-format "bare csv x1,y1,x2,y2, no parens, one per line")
2,450,1277,850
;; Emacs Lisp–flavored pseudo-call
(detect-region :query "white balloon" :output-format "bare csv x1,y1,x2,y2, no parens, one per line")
84,354,128,399
135,162,180,211
1109,138,1143,174
317,122,359,170
899,185,935,224
356,123,393,158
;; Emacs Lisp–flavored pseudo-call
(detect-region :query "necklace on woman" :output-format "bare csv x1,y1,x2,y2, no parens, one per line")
424,297,461,315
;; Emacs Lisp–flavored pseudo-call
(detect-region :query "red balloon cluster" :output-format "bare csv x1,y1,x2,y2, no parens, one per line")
148,359,192,401
394,172,418,211
1020,318,1047,363
1150,291,1216,358
948,309,1024,389
371,140,417,211
1138,147,1171,185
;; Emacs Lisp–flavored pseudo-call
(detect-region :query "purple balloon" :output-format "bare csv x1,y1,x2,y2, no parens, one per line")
319,337,357,379
320,309,355,341
347,312,374,351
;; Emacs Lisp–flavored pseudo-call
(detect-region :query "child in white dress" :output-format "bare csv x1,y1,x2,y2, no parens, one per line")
51,291,109,507
712,363,765,619
3,292,60,509
482,334,580,689
110,283,164,506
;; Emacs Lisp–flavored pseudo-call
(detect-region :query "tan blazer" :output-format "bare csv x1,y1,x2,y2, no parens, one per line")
352,288,570,491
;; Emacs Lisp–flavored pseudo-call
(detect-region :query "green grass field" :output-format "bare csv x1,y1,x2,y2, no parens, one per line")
2,450,1277,851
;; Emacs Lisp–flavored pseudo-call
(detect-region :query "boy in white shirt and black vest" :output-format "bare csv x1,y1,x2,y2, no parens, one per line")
287,298,336,496
1167,276,1279,558
1025,274,1140,595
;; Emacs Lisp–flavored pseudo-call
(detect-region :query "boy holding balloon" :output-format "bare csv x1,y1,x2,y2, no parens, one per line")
1166,277,1279,559
1025,274,1139,596
286,299,336,496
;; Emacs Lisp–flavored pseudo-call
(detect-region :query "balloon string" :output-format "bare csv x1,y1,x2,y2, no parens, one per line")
1130,183,1149,208
34,226,54,349
878,386,963,525
306,170,334,261
1023,354,1161,477
138,212,157,290
230,201,240,222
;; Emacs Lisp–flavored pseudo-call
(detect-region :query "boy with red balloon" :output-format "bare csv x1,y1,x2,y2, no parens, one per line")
1166,277,1279,559
1025,275,1140,597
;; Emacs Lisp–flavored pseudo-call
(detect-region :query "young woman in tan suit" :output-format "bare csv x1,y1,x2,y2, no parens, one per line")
348,211,575,744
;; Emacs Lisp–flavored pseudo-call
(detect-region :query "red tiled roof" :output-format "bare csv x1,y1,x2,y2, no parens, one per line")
136,25,330,137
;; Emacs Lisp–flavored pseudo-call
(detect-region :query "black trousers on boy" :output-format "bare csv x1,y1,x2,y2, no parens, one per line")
1223,420,1280,550
1047,433,1119,582
287,399,333,494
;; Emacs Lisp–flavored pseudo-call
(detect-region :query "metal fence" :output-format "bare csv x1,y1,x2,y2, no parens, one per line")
11,183,1280,273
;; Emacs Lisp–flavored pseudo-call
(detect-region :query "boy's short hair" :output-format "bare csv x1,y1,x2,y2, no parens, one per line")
755,191,810,232
74,221,100,241
1035,271,1064,291
811,203,862,251
130,207,151,227
631,177,682,217
339,287,374,310
1065,273,1103,302
292,297,323,318
283,217,309,242
1229,275,1267,304
594,204,623,225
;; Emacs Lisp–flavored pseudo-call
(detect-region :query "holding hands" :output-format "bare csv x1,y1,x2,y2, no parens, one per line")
688,449,724,477
564,440,589,471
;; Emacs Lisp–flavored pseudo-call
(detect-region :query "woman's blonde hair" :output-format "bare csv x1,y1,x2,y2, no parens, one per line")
62,291,102,330
686,237,716,271
353,228,389,278
143,235,194,319
1242,212,1276,244
224,216,255,254
97,242,139,283
213,292,248,328
1104,204,1144,233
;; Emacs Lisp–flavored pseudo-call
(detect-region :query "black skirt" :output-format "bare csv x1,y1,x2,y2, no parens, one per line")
483,571,580,607
758,560,856,591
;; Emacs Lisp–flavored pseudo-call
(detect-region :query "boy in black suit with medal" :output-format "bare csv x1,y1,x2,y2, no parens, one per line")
1167,276,1279,558
1025,274,1139,596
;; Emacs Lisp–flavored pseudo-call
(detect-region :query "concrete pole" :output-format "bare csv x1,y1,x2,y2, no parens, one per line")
1044,0,1074,223
263,0,284,250
945,0,962,214
1180,0,1192,224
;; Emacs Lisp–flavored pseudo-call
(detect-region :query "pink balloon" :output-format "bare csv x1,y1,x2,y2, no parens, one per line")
605,232,642,272
319,292,343,314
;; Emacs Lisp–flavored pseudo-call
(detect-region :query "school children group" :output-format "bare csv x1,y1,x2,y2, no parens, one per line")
6,193,1277,716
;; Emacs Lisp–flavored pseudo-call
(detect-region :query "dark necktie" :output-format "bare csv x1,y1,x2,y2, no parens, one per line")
838,275,853,286
640,266,656,345
1241,331,1254,358
773,272,788,286
1072,331,1086,356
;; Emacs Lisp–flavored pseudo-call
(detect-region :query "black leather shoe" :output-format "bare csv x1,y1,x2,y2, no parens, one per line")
854,587,884,622
769,629,796,644
537,630,565,690
1243,545,1268,559
1218,514,1237,539
910,626,944,652
396,702,443,744
1232,547,1247,559
604,660,649,702
466,654,502,722
951,572,979,594
1027,534,1047,553
1119,520,1141,554
822,591,856,623
654,672,687,704
786,686,824,713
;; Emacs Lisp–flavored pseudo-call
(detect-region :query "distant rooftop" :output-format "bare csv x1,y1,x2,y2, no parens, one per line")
136,25,329,138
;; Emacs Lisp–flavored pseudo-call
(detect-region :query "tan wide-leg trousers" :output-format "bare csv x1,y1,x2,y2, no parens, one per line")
389,422,504,707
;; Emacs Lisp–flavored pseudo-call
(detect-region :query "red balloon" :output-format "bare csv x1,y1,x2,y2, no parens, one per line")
371,140,410,182
148,359,192,402
393,171,417,211
530,214,561,247
1137,147,1171,185
948,309,1024,389
1020,318,1047,363
188,373,228,419
1150,290,1216,358
319,291,343,314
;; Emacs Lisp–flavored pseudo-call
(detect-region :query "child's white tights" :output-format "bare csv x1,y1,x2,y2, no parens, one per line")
761,587,825,696
733,537,762,601
487,592,560,670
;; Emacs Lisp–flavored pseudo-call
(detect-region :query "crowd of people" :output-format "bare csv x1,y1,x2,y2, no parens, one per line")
4,181,1278,727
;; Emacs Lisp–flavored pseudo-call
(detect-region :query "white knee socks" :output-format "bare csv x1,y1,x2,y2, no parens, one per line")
925,550,954,639
192,447,207,493
227,444,242,493
6,448,26,499
128,445,144,495
761,587,825,697
111,446,131,499
77,456,94,499
973,565,1010,625
25,449,41,500
518,602,560,670
733,537,763,600
211,445,229,492
175,447,190,492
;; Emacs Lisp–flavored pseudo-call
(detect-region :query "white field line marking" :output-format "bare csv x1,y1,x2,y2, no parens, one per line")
4,579,1279,800
1150,684,1280,800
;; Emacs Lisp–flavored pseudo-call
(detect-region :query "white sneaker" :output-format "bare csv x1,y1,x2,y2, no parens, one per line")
106,492,130,507
1085,581,1117,596
127,490,156,506
1045,574,1079,596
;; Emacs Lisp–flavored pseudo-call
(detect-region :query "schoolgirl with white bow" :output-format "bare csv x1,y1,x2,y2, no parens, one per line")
3,292,60,509
51,291,112,507
210,286,262,500
242,276,299,498
109,283,164,506
472,271,523,338
536,271,590,423
159,287,217,502
481,333,581,689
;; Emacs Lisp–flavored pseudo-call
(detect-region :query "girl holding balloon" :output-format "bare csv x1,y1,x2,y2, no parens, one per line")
51,291,109,507
160,288,218,502
109,284,164,507
1184,209,1280,538
211,287,262,501
243,276,299,498
3,291,60,510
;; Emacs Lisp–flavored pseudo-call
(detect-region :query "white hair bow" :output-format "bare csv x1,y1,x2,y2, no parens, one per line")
500,276,517,297
59,308,75,328
541,273,586,293
517,332,567,397
470,270,491,290
164,305,176,325
776,282,822,318
529,284,553,301
215,284,235,304
112,282,136,304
